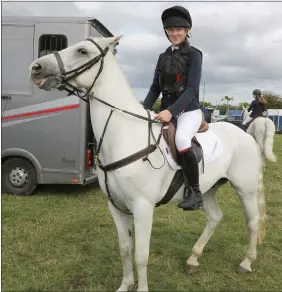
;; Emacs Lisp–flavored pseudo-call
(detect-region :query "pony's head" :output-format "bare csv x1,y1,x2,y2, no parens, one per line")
29,36,122,93
242,106,250,120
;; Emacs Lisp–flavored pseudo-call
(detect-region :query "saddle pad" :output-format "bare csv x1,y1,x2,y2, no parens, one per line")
163,129,223,171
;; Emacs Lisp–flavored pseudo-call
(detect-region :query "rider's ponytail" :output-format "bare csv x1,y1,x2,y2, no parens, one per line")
258,96,266,104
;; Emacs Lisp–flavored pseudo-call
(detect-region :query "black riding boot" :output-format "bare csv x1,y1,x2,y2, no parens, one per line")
177,148,203,211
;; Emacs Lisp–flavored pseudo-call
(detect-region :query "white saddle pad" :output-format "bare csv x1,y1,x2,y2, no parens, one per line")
163,128,224,171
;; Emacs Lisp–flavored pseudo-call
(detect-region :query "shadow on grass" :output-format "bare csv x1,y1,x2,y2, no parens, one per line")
2,181,101,198
35,180,101,196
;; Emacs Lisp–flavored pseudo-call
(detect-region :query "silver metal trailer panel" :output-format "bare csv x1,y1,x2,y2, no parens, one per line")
1,16,115,195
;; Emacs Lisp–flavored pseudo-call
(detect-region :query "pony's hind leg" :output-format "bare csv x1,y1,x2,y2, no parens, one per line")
231,166,265,273
108,201,134,292
186,185,223,274
228,137,265,274
231,170,266,274
235,187,261,274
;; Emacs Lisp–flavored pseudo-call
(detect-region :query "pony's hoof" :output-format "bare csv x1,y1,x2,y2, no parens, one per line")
236,265,251,275
185,264,199,275
116,284,134,292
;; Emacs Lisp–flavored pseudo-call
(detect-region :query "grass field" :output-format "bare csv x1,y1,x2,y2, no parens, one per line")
2,135,282,291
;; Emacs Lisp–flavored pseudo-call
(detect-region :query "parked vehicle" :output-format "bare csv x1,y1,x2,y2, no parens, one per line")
225,109,244,127
1,16,115,195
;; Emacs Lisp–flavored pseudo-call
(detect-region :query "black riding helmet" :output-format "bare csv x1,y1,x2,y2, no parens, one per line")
253,89,262,96
161,6,192,39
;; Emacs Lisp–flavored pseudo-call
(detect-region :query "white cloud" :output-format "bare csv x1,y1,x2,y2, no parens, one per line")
73,2,104,12
2,1,282,104
120,33,167,53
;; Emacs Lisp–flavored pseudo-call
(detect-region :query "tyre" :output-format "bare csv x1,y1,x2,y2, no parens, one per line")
2,158,37,195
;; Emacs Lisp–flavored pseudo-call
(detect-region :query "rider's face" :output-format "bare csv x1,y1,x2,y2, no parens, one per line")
166,27,188,45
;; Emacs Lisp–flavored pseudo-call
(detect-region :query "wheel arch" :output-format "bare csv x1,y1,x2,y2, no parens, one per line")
2,148,42,183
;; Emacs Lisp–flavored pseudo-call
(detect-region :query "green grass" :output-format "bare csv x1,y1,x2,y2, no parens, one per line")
2,135,282,291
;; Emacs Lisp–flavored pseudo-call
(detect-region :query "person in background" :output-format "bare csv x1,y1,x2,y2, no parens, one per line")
242,89,266,129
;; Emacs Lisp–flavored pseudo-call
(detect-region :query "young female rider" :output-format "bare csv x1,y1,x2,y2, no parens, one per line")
143,5,204,211
242,89,266,129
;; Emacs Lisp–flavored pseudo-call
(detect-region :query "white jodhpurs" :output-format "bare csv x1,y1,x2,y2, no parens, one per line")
242,116,254,125
175,109,202,152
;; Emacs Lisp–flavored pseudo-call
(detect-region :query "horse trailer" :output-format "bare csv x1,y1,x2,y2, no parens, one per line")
1,16,115,195
268,109,282,133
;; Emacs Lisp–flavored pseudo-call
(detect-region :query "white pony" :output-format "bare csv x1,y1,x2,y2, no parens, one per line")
29,36,266,291
242,106,276,164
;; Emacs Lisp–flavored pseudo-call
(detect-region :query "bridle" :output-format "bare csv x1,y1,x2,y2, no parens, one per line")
52,37,166,215
52,37,163,125
54,38,108,103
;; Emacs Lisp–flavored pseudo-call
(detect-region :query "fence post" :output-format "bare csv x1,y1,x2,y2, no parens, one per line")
278,110,280,133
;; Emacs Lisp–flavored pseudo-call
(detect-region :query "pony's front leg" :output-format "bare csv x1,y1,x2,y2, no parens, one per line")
186,188,223,274
108,201,134,292
133,198,154,292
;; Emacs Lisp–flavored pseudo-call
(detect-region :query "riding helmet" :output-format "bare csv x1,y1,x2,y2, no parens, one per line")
161,6,192,30
253,89,262,96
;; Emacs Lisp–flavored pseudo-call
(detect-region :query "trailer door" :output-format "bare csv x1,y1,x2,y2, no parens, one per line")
2,24,34,97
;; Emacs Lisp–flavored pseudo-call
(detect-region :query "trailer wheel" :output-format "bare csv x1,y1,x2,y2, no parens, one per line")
2,158,37,196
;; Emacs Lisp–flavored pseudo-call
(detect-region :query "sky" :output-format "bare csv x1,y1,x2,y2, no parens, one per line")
2,1,282,106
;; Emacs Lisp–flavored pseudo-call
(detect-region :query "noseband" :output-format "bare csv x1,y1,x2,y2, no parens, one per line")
53,38,109,102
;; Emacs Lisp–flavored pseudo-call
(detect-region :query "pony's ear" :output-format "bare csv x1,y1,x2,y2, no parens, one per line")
109,35,122,46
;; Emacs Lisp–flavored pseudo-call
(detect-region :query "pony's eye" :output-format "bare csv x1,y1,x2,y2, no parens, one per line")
77,48,88,55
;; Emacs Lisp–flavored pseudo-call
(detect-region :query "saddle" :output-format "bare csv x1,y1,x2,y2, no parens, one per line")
242,116,259,131
163,111,209,164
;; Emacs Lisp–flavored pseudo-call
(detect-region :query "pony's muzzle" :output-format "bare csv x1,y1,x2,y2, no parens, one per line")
31,63,42,77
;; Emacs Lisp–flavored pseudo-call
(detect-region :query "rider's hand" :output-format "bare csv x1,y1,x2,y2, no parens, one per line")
154,110,172,123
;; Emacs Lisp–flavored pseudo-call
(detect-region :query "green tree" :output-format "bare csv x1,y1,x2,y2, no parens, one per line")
139,99,161,112
219,103,237,115
262,91,282,109
201,101,215,108
237,102,250,110
152,98,161,113
221,96,234,110
219,104,229,115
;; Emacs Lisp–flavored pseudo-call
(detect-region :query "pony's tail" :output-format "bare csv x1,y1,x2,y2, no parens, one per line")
257,170,266,245
264,119,277,163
